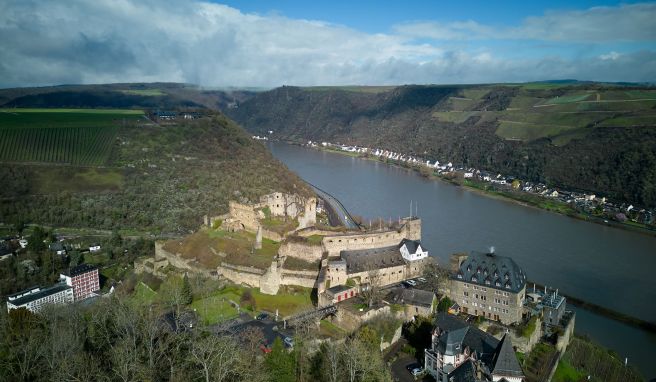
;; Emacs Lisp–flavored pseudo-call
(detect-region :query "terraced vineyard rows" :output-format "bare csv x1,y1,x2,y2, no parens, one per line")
0,126,119,165
0,109,143,165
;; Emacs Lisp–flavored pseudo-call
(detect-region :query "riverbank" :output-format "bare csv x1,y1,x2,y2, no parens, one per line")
528,281,656,334
298,142,656,238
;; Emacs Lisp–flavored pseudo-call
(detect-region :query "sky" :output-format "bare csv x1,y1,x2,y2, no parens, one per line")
0,0,654,88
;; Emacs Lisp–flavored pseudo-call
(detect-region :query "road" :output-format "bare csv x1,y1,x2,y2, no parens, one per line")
309,184,359,229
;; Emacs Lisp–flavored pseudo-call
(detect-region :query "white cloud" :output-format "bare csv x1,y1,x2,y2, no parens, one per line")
0,0,654,88
395,3,656,42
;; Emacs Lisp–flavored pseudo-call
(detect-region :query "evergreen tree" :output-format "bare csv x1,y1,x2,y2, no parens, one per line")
265,337,295,382
181,274,193,305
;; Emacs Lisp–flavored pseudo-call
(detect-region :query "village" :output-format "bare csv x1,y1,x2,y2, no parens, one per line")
4,185,644,381
302,140,655,230
129,190,576,382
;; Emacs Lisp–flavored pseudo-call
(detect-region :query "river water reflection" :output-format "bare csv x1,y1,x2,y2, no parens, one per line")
268,142,656,378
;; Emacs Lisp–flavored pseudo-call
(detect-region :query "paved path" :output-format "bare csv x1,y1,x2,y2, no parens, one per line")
309,183,359,229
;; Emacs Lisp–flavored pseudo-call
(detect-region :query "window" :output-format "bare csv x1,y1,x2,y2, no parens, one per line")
463,291,469,297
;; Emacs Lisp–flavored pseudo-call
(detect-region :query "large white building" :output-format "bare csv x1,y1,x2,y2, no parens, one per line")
6,284,74,313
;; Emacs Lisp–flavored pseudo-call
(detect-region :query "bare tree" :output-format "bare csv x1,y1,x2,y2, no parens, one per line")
323,342,342,382
423,260,449,294
359,266,383,308
189,333,240,382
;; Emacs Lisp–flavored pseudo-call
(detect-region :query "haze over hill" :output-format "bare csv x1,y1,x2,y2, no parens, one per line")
227,83,656,208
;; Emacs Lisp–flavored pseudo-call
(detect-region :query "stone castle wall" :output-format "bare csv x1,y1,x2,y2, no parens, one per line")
217,262,266,288
228,201,261,232
278,240,324,262
322,218,421,256
154,242,215,277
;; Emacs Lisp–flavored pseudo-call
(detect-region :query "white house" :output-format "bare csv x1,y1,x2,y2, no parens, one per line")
399,239,429,262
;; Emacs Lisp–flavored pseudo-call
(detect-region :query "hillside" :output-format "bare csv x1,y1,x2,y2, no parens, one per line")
0,107,310,234
0,82,256,111
227,84,656,207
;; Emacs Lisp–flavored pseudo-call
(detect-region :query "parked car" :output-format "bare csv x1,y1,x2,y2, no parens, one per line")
256,313,269,320
417,277,427,283
405,279,417,287
259,343,272,354
283,336,294,348
410,366,423,377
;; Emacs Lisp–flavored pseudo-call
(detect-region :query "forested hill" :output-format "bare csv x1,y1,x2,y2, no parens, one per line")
0,107,310,235
227,84,656,207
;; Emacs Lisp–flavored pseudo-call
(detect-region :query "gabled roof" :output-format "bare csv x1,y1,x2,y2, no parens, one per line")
437,325,499,360
340,245,406,273
399,238,422,254
389,288,435,307
491,334,524,378
448,359,478,382
434,312,469,332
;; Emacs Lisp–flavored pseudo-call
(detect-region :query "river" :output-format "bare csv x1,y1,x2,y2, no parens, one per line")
267,141,656,379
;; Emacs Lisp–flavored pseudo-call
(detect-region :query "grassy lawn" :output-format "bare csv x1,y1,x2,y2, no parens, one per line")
131,281,159,305
305,235,324,245
190,284,313,320
191,294,240,324
319,319,347,339
552,359,586,382
164,229,280,270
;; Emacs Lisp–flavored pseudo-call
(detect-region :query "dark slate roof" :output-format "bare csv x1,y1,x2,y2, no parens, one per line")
326,285,354,296
437,325,499,361
389,288,435,307
491,334,524,378
7,283,72,306
399,238,422,254
49,242,65,252
448,359,478,382
453,252,526,293
63,264,97,277
434,312,469,332
340,245,406,273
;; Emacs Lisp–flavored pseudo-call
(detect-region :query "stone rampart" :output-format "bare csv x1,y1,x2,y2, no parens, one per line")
279,240,324,262
322,218,421,256
555,312,576,352
228,201,261,232
154,242,214,277
217,262,265,288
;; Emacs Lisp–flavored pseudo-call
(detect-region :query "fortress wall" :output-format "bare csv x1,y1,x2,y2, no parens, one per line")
154,242,214,277
261,228,284,242
322,219,421,256
279,241,323,262
217,262,265,288
228,201,260,231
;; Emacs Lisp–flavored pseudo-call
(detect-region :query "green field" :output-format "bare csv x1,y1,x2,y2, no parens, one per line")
0,108,143,165
119,89,166,96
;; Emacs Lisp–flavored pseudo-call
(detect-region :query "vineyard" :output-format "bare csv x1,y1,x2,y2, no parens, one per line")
0,109,143,165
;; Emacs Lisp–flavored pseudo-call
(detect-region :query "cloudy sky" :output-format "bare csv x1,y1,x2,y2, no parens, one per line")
0,0,654,88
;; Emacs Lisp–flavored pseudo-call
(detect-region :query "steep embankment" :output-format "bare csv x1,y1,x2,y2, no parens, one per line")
227,84,656,207
0,89,309,234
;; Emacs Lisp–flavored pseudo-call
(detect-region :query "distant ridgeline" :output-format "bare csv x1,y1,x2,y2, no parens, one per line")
227,84,656,208
0,95,310,234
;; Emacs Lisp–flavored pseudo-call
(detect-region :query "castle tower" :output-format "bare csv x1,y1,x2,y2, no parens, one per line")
255,226,263,250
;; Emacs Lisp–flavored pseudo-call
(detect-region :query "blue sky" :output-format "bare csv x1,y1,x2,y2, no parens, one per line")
0,0,654,87
218,0,642,32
